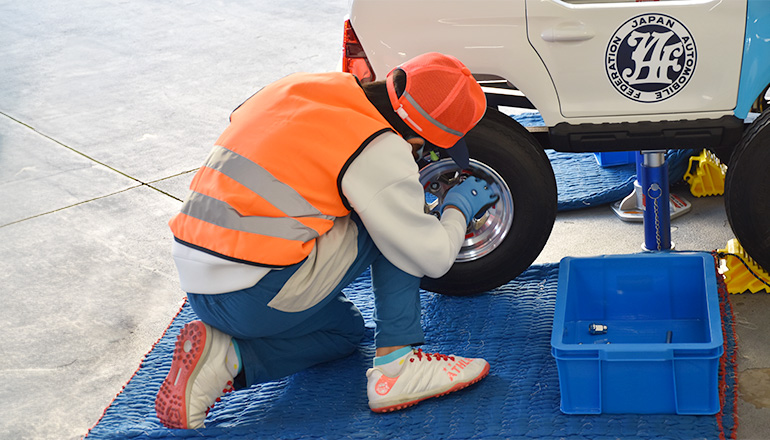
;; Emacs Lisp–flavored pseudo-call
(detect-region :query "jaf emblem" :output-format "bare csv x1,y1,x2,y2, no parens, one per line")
605,14,696,103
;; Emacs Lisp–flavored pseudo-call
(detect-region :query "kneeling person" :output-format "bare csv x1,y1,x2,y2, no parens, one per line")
155,52,495,429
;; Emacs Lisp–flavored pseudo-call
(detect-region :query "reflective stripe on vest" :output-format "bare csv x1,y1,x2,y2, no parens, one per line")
169,72,394,267
200,145,333,220
180,191,323,244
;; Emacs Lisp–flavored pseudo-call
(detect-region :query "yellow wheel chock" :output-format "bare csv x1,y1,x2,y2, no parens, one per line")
718,239,770,294
683,149,727,197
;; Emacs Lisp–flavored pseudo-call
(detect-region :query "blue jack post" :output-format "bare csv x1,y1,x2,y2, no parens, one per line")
639,150,672,251
611,151,692,249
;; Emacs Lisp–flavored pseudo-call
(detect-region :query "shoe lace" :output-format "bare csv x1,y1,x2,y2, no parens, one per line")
205,380,235,416
411,348,455,363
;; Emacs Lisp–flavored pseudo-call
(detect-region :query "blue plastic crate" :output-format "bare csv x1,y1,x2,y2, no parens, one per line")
551,252,723,415
594,151,638,167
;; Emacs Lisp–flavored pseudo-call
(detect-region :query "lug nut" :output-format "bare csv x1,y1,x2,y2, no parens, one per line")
588,323,608,335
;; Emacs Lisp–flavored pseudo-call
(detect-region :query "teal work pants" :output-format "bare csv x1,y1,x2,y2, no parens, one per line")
186,216,425,387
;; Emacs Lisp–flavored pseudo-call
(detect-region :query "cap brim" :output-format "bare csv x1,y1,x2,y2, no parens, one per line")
444,138,470,169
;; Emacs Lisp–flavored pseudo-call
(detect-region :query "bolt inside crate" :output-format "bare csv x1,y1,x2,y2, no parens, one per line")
588,323,608,335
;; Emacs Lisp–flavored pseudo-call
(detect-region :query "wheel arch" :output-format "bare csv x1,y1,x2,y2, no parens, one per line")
471,75,554,152
734,0,770,118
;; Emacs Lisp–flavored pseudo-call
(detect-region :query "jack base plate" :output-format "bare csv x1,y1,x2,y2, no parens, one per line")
611,193,692,223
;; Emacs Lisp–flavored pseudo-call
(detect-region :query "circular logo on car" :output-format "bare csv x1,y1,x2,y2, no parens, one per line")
605,14,696,103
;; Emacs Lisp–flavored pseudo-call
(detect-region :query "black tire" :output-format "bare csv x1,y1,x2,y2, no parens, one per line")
419,108,557,296
725,108,770,273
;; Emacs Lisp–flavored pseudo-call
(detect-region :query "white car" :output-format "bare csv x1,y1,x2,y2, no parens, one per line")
343,0,770,295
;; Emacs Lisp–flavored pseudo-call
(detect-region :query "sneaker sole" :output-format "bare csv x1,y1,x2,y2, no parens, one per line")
155,320,211,429
370,361,490,413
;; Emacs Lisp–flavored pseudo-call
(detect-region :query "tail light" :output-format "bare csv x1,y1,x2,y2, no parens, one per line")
342,19,375,83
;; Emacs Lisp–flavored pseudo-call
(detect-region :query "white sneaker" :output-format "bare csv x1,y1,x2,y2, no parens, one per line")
366,348,489,412
155,320,235,429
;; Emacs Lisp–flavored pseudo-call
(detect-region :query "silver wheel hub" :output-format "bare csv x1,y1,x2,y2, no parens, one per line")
419,158,514,262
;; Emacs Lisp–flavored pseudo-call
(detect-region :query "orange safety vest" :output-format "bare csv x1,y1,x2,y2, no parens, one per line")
169,72,394,267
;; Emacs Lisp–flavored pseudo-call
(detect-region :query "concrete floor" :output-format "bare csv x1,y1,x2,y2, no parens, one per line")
1,1,768,439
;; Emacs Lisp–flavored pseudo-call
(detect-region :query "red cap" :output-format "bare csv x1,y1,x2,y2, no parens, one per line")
386,52,486,168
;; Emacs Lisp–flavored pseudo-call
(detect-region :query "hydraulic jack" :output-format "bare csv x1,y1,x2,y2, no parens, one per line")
611,151,692,251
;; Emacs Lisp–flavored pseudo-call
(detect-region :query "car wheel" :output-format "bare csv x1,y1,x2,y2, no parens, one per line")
419,108,557,296
725,108,770,273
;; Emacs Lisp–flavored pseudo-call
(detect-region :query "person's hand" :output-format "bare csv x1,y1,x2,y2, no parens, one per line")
440,177,499,226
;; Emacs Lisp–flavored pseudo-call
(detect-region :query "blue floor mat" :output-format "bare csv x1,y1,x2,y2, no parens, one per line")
511,112,697,212
548,149,637,211
87,263,737,439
